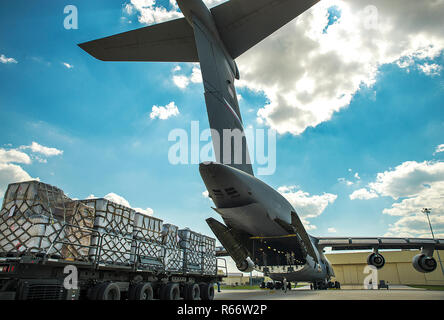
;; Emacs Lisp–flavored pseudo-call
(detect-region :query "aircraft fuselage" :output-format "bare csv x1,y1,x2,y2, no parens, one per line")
200,162,333,283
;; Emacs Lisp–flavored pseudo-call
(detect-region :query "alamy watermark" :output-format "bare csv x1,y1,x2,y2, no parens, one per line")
63,265,78,290
64,5,78,30
168,121,277,176
363,265,378,289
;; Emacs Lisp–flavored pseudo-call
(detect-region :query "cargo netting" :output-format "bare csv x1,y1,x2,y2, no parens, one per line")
0,181,218,274
0,181,96,260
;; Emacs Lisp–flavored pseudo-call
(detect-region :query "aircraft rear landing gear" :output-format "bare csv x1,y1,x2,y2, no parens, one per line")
311,280,340,290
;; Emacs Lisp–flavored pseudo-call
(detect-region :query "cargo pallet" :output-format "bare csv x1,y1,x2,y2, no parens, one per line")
0,224,227,300
0,181,227,300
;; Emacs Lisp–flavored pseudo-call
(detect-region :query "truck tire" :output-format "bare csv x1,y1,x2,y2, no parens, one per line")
161,283,180,300
87,284,102,300
199,283,214,301
184,283,200,300
96,282,121,300
129,282,153,301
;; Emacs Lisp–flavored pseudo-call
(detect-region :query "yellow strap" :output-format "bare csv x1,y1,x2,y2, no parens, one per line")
249,234,298,240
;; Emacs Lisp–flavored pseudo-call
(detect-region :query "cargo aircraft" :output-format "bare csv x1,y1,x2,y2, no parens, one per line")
80,0,444,289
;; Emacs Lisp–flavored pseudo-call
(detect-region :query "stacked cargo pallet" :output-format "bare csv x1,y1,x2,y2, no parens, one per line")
0,181,95,260
81,199,134,265
178,228,204,273
0,181,217,274
131,212,164,270
201,234,217,275
162,224,183,272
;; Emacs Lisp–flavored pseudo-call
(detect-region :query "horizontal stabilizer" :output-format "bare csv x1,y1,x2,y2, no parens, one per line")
78,18,198,62
211,0,320,58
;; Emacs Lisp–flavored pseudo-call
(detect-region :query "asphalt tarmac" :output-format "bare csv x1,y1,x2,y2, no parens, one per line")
214,285,444,300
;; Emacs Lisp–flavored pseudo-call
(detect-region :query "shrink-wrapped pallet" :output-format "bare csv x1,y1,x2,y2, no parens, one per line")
200,234,217,274
161,224,179,248
61,202,96,261
130,240,164,270
0,181,88,256
164,247,184,272
178,228,202,251
178,228,203,273
81,198,135,235
0,214,64,255
81,198,134,265
133,212,162,243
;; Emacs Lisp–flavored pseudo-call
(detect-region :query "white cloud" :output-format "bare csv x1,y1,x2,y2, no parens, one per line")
150,101,180,120
234,0,444,135
172,67,202,89
62,62,74,69
172,75,190,89
350,161,444,201
350,160,444,237
0,146,40,199
0,163,34,196
134,207,154,216
124,0,183,25
418,63,442,76
104,192,154,216
328,227,337,233
349,188,378,200
368,161,444,200
20,142,63,157
385,213,444,238
0,148,31,165
0,54,17,64
338,177,354,186
354,172,361,180
382,180,444,217
0,143,62,201
123,0,227,25
189,67,202,84
434,144,444,155
104,192,131,207
278,185,337,231
202,190,209,198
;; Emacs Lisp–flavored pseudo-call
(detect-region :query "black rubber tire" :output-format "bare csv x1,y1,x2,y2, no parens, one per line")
96,282,121,300
161,283,181,300
87,284,101,300
184,283,200,300
129,282,153,301
199,283,215,301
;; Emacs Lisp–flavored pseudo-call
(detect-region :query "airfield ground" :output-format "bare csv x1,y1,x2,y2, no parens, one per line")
214,285,444,300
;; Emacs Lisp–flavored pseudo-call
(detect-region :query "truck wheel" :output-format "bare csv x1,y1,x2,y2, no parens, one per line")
129,282,153,300
87,283,103,300
161,283,181,300
96,282,121,300
199,283,215,301
184,283,200,300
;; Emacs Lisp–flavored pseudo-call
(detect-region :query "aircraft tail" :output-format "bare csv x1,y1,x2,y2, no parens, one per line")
79,0,320,176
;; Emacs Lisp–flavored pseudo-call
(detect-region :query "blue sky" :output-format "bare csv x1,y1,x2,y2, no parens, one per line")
1,0,443,245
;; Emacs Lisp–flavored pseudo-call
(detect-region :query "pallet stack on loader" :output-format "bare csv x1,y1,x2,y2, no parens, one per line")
0,181,217,274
